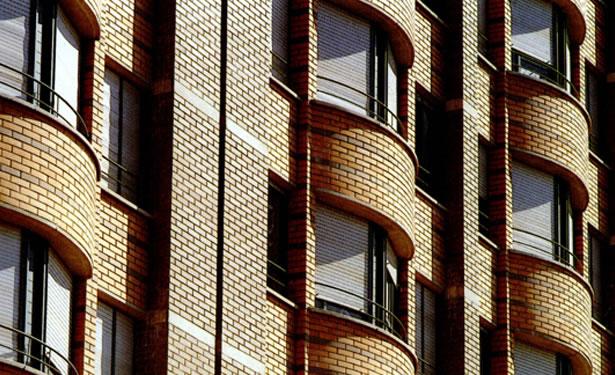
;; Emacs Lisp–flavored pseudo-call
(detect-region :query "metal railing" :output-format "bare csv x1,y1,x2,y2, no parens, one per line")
512,227,578,267
0,323,78,375
417,358,436,375
478,31,489,56
267,259,288,293
271,51,289,84
101,155,139,201
315,281,406,339
511,49,578,97
0,62,90,140
316,75,402,134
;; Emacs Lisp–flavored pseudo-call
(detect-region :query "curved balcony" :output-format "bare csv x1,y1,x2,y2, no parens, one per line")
64,0,102,39
509,251,593,373
552,0,587,43
307,307,416,374
310,100,417,258
507,71,590,210
0,323,78,375
0,66,98,277
325,0,415,66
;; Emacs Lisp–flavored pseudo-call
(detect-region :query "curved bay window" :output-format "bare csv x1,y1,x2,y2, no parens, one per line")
314,206,403,338
0,0,85,137
317,4,401,133
0,224,75,374
512,162,575,267
511,0,572,93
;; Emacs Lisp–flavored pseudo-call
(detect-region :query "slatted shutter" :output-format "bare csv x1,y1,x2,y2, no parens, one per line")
120,79,141,201
46,251,72,374
514,342,557,375
0,0,32,98
386,44,398,129
512,162,555,259
54,7,80,127
317,4,371,114
586,71,602,151
591,235,604,317
315,206,369,312
0,226,22,360
271,0,288,81
95,303,114,375
114,310,134,375
102,70,121,193
511,0,553,63
416,283,437,375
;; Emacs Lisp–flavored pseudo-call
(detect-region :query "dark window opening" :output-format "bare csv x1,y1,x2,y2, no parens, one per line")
271,0,289,83
586,67,606,156
267,184,289,294
416,94,443,200
590,231,609,323
478,0,488,55
480,328,491,375
479,143,490,235
416,283,437,375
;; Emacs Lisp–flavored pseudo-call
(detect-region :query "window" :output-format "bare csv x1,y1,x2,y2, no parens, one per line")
271,0,289,83
590,232,608,323
514,342,572,375
0,224,73,374
511,0,571,92
416,94,443,198
512,162,574,266
586,68,606,155
479,144,489,235
317,4,400,132
478,0,488,54
480,328,491,375
422,0,444,17
0,0,84,133
102,70,143,203
314,206,402,337
267,184,289,294
95,302,135,375
416,283,437,375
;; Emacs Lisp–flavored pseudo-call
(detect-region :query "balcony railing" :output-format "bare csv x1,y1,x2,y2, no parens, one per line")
512,227,578,268
267,259,288,294
317,75,402,134
0,62,90,140
512,50,578,97
315,281,405,339
0,323,78,375
101,155,139,202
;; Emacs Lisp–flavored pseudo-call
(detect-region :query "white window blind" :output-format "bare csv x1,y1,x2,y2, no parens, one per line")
102,70,121,193
514,342,557,375
46,251,72,374
95,302,135,375
95,303,114,375
386,44,398,127
317,4,371,114
271,0,288,81
54,7,80,127
511,0,553,63
512,162,555,259
0,225,22,360
0,0,31,98
315,206,370,312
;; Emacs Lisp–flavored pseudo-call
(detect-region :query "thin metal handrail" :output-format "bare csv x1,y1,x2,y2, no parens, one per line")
267,259,288,290
316,75,402,134
512,227,577,265
100,155,139,197
315,281,406,339
0,62,90,140
511,49,579,97
0,323,78,375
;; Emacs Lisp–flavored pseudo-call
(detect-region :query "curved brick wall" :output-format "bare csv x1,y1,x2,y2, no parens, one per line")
64,0,101,39
311,102,416,257
509,251,593,372
307,309,416,374
508,72,589,210
325,0,415,65
0,99,98,276
0,361,40,375
552,0,587,43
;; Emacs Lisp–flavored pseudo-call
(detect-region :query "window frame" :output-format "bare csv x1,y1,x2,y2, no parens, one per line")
416,282,438,375
266,183,289,294
271,0,290,83
95,301,136,375
585,65,606,156
553,178,574,266
415,91,443,199
479,142,490,236
589,229,609,323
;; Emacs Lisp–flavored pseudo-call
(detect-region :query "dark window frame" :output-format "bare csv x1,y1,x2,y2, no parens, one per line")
589,229,609,323
267,183,289,294
480,327,492,375
585,65,606,156
553,178,573,266
98,302,137,375
271,0,290,83
479,142,490,236
415,91,444,199
416,282,438,375
556,354,572,375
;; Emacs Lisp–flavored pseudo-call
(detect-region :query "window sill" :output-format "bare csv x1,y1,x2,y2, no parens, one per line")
100,186,152,219
592,318,614,337
267,287,297,309
479,233,498,252
589,151,612,170
269,76,300,101
416,0,447,28
477,53,497,73
416,186,447,212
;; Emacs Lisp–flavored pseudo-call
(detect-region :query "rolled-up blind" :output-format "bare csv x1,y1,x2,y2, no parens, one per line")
95,303,114,375
120,79,141,202
46,251,72,374
0,0,32,98
95,303,134,375
315,206,369,312
102,70,121,193
0,225,21,360
114,311,134,375
54,7,80,127
386,44,398,129
512,162,554,259
317,4,370,114
514,342,556,375
416,283,437,375
511,0,553,63
271,0,288,81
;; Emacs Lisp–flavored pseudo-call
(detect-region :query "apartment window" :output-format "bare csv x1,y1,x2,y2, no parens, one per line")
590,232,608,322
0,0,84,133
271,0,289,82
95,302,135,375
267,184,289,294
479,144,489,235
514,342,572,375
512,162,574,266
0,225,73,374
480,328,491,375
511,0,571,92
315,206,402,337
317,4,401,132
416,283,437,375
422,0,444,17
416,94,443,199
478,0,488,54
586,68,606,155
102,70,142,203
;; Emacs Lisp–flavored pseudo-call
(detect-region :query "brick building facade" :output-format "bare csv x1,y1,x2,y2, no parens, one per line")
0,0,613,374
